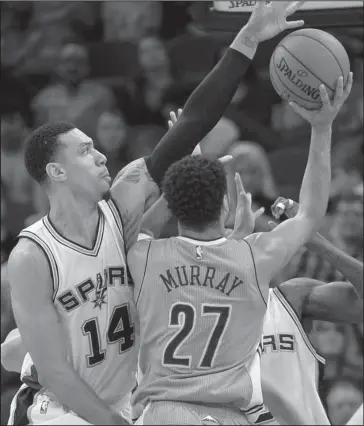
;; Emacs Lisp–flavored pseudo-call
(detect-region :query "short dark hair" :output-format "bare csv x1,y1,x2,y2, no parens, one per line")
24,122,76,184
162,156,227,230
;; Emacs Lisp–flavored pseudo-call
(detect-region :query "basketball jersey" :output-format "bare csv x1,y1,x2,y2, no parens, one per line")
18,200,138,412
129,235,269,414
259,288,330,425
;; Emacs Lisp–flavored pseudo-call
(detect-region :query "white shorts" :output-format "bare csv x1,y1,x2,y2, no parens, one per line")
8,384,131,425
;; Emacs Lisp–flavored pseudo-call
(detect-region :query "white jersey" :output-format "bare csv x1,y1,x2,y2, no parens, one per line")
18,200,138,412
259,288,330,425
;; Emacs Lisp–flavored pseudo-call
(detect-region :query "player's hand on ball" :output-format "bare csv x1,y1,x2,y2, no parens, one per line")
167,108,182,130
271,197,299,220
289,72,354,130
228,173,265,240
246,1,305,43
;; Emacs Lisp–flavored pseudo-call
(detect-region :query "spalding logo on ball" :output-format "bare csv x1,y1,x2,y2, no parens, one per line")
269,28,350,110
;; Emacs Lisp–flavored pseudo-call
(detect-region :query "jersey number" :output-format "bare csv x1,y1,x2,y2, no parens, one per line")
163,303,231,368
81,304,134,367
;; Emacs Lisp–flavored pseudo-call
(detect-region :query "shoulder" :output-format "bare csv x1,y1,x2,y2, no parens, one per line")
277,278,325,320
112,157,151,186
244,232,283,259
8,239,51,287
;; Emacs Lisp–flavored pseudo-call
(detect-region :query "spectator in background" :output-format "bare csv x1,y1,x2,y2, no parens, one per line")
330,137,363,202
309,321,347,382
226,141,279,231
96,108,166,180
132,35,175,126
1,1,99,80
101,1,162,42
96,109,130,178
326,379,363,425
31,42,116,140
1,181,16,265
0,109,36,235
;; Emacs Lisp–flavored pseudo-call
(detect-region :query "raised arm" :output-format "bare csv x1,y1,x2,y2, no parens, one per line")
145,1,305,186
247,74,353,284
110,2,306,250
8,240,128,425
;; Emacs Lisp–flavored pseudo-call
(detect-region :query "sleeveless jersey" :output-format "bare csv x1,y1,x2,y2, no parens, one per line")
18,200,138,412
129,235,269,414
259,288,330,425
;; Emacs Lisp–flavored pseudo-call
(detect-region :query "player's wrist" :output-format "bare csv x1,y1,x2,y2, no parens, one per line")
230,25,259,60
311,123,332,135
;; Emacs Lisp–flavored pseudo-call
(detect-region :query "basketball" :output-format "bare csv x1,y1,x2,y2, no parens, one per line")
269,28,350,110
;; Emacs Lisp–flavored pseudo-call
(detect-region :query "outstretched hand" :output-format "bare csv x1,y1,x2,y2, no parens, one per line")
167,109,183,130
246,1,305,43
289,72,353,130
227,173,265,240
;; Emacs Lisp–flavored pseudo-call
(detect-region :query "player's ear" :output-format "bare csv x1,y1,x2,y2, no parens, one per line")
46,162,67,182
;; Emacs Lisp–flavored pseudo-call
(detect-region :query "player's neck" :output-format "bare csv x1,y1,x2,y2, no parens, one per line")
48,192,100,245
178,223,225,242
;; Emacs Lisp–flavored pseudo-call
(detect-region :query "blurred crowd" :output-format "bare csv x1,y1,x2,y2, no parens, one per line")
1,1,363,425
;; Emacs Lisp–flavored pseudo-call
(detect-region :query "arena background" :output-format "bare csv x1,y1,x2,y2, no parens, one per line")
1,1,363,424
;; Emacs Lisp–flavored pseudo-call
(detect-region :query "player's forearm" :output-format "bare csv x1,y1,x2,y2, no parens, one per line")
39,364,126,425
297,126,332,223
147,27,256,185
141,196,172,239
307,233,363,298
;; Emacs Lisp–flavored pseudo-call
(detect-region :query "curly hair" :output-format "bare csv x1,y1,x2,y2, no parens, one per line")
162,156,227,230
24,122,76,184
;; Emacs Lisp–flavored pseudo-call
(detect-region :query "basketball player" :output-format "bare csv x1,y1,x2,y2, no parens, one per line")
126,70,352,424
6,3,308,424
259,202,363,425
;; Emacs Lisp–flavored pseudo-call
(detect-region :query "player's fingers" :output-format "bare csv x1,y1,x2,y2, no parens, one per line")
271,196,286,211
268,220,278,230
289,101,309,120
285,0,305,16
177,108,183,117
254,207,265,219
271,197,289,219
170,111,177,123
343,72,354,99
168,120,173,129
332,76,344,107
285,19,305,30
319,84,331,108
235,173,246,196
247,192,252,204
219,155,233,166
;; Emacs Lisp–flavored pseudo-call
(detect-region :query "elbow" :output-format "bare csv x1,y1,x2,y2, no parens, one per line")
297,206,327,230
1,345,17,372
